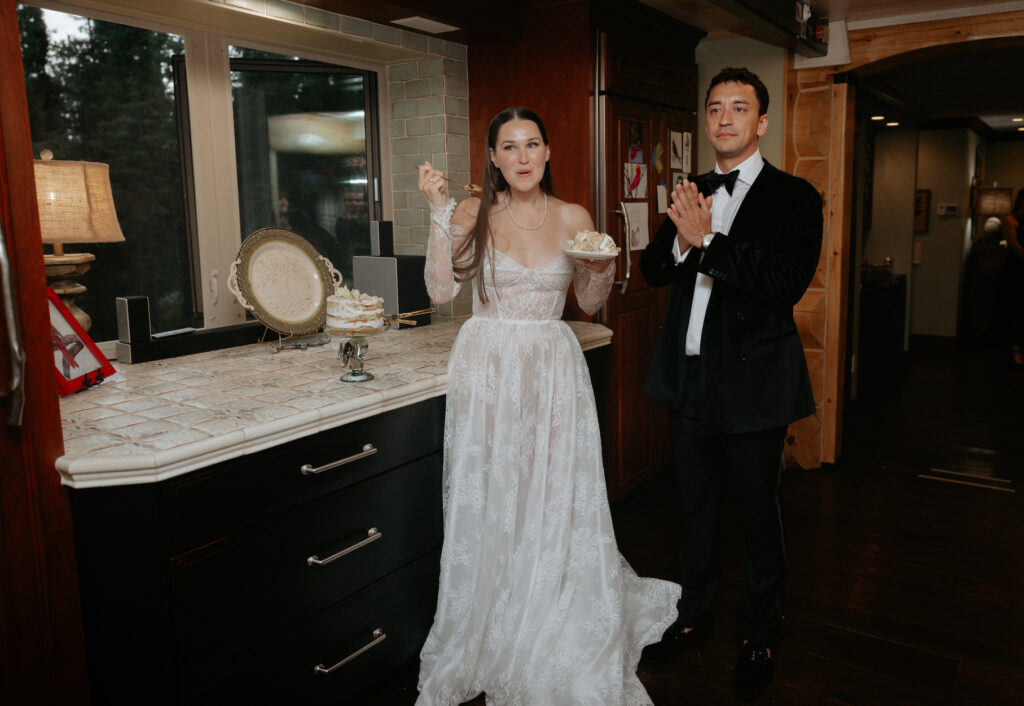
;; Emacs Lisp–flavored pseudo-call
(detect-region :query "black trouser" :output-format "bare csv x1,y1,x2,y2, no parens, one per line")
669,355,787,646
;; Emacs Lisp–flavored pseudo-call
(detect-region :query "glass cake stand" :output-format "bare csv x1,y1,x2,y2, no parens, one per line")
326,308,434,383
327,326,386,382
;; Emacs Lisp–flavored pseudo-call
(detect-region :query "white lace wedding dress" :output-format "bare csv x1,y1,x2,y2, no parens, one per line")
416,200,680,706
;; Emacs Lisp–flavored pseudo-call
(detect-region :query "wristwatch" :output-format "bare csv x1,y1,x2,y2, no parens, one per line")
701,232,716,250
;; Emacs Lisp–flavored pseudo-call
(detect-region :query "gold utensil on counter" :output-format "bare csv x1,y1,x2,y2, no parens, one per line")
388,307,436,326
440,176,482,195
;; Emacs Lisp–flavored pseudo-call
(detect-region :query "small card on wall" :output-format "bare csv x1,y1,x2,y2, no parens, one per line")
624,202,649,250
624,163,648,199
657,184,668,213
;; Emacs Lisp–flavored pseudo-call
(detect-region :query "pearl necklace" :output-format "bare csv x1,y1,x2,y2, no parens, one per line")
503,192,549,231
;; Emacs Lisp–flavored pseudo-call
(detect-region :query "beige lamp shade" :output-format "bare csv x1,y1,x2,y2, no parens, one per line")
34,158,124,245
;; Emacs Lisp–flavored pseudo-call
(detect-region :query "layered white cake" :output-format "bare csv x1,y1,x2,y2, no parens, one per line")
570,230,616,254
325,286,388,335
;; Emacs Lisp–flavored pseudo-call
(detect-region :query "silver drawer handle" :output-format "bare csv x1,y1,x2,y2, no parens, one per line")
300,443,378,475
313,628,386,675
306,527,381,567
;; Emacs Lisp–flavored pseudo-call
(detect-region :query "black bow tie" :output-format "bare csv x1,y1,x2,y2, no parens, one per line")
699,169,740,196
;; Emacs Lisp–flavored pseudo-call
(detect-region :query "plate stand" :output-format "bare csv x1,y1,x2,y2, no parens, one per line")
263,329,331,353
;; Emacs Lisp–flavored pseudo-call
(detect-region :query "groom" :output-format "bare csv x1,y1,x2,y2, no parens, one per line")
639,67,822,700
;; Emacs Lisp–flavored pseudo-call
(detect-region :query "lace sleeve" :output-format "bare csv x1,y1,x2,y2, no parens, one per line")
572,259,616,316
424,198,469,304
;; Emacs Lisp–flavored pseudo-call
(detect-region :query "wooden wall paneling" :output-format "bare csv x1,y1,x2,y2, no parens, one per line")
822,81,855,464
785,60,831,470
600,23,698,110
791,87,831,161
467,1,594,213
795,288,826,351
841,10,1024,73
592,0,701,111
804,349,825,404
611,305,654,497
0,3,90,704
467,0,594,324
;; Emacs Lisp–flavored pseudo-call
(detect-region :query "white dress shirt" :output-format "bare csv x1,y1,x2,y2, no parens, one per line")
672,150,764,356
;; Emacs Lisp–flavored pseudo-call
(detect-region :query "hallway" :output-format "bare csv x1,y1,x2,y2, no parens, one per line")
626,337,1024,704
365,338,1024,704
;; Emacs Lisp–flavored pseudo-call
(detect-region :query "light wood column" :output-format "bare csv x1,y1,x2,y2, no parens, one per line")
782,9,1024,469
783,64,834,468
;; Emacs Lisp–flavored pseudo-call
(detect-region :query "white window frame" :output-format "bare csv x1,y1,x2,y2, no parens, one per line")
30,0,404,354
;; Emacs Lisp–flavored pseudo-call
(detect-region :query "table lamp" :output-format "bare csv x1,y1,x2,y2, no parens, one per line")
34,150,124,332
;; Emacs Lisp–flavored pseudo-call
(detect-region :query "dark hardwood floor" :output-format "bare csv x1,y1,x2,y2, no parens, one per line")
363,338,1024,704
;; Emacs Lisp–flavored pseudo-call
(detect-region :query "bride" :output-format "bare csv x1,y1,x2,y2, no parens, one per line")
416,106,680,706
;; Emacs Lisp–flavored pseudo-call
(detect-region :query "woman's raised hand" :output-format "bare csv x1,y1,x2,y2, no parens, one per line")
418,161,448,208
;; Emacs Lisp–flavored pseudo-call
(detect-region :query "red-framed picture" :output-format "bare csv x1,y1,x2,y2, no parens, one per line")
48,286,115,396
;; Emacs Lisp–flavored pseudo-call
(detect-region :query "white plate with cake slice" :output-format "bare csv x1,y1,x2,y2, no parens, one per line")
564,230,618,260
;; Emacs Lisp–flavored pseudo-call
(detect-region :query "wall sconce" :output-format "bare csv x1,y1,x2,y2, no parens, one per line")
34,150,124,332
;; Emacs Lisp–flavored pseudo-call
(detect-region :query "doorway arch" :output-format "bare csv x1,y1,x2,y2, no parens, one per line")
782,10,1024,468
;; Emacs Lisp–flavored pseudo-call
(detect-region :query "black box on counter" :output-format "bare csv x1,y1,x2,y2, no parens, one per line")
370,220,394,257
115,320,264,364
353,255,431,328
116,296,152,344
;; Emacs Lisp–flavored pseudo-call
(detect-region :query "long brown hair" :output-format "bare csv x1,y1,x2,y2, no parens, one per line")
452,106,554,302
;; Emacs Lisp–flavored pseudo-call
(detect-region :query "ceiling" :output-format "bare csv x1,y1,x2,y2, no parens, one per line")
641,0,1022,39
640,0,1024,134
297,0,1024,134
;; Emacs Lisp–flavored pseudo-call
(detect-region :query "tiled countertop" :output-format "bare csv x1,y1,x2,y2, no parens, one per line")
57,318,612,489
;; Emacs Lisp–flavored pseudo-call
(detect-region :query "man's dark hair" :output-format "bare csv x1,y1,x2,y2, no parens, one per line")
706,67,769,116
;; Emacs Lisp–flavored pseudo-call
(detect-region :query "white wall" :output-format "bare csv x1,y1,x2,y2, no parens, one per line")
986,140,1024,199
694,38,785,171
911,129,971,337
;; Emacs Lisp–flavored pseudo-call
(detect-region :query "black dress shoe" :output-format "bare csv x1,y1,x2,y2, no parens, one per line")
640,611,714,664
734,642,773,701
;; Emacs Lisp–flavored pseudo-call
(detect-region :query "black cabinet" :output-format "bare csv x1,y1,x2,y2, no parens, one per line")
68,396,445,705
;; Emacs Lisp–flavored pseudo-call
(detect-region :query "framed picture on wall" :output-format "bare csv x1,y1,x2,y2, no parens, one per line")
913,189,930,232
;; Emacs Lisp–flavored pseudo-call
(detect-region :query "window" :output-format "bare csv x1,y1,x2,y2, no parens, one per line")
18,5,381,347
229,50,378,286
19,5,199,343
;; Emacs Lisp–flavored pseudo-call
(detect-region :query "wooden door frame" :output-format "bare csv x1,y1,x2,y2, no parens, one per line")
783,9,1024,466
0,3,90,703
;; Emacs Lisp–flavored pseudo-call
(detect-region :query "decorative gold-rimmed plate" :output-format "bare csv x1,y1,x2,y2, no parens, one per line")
228,228,342,336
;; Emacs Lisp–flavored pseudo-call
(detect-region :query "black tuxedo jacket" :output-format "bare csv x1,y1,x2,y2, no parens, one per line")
640,161,823,434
